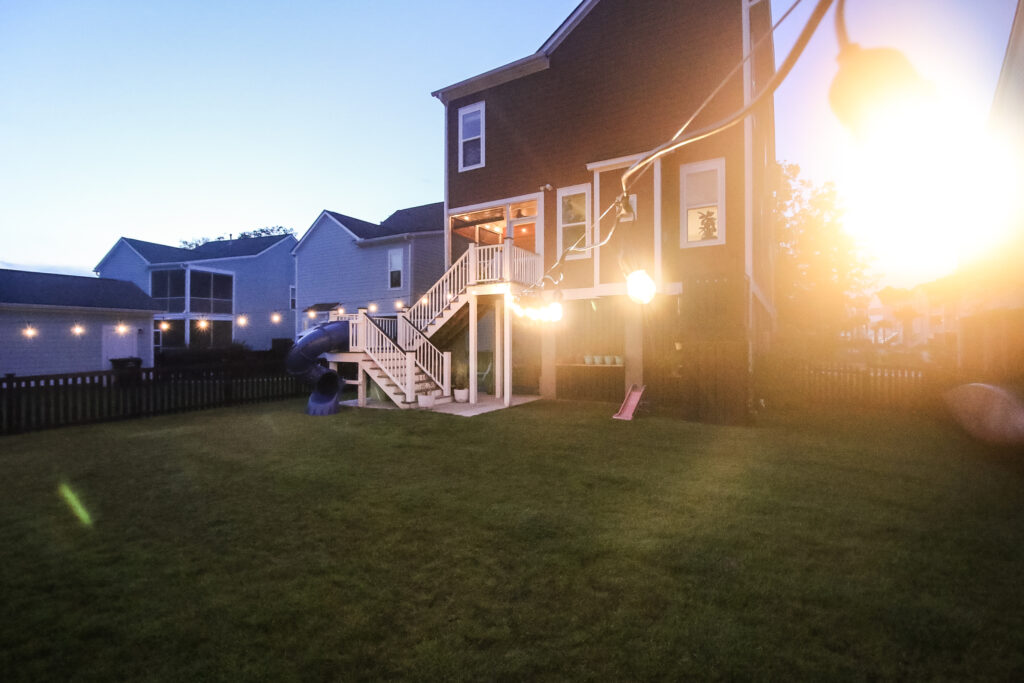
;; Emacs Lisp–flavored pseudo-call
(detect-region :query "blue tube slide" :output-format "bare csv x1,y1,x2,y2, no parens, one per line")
285,321,350,416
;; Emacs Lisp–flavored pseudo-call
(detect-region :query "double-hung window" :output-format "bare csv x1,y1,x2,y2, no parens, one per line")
388,248,403,289
557,184,591,260
680,158,726,247
458,102,485,171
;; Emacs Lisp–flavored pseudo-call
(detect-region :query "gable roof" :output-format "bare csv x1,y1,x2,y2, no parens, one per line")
296,202,443,254
432,0,598,104
0,269,163,311
96,234,294,272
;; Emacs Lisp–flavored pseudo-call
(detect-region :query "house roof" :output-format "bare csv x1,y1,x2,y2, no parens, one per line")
121,234,292,264
0,269,163,311
432,0,598,103
323,202,444,240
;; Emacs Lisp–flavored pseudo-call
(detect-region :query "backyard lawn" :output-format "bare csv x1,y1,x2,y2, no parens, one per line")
2,399,1023,680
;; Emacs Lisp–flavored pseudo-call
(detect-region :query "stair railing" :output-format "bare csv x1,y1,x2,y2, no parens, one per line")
510,245,543,285
398,314,451,395
361,309,415,402
407,246,472,332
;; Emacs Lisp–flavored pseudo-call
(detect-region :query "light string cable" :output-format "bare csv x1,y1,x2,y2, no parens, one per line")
528,0,833,293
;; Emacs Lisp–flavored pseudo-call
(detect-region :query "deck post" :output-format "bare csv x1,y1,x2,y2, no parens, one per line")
504,288,512,407
469,294,478,404
467,243,478,285
354,308,368,352
442,351,451,396
502,239,512,282
493,297,502,398
357,360,367,407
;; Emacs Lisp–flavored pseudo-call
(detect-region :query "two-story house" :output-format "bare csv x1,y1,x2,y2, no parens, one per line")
414,0,776,419
292,202,445,336
94,234,297,352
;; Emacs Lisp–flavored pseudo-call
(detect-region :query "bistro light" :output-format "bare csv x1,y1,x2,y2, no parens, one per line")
159,321,170,331
71,324,85,336
420,297,428,305
626,269,656,305
116,323,129,335
237,315,248,327
22,325,37,339
270,312,282,324
508,291,563,323
196,319,209,331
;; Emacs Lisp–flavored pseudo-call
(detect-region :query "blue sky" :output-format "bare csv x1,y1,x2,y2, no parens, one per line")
1,0,1017,277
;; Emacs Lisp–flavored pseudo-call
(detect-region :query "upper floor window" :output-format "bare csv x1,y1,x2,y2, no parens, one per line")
557,184,591,260
680,158,726,248
388,248,403,289
289,285,296,310
458,102,485,171
151,269,186,313
190,271,233,313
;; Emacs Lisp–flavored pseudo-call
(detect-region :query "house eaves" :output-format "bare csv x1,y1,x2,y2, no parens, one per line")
94,237,150,274
355,230,443,247
0,302,163,315
432,0,600,104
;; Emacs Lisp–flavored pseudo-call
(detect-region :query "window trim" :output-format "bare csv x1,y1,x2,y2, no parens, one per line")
387,247,404,290
557,184,592,261
457,101,485,172
679,158,726,248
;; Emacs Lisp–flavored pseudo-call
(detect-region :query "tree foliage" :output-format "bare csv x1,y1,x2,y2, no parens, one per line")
179,226,294,249
773,162,872,345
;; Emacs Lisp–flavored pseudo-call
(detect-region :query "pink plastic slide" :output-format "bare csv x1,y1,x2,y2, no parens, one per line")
613,383,646,420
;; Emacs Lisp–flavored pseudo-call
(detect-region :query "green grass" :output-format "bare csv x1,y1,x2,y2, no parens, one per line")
2,400,1023,681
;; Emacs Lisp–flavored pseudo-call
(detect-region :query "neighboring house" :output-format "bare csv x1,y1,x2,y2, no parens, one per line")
292,203,444,335
94,234,297,351
411,0,776,417
0,268,162,376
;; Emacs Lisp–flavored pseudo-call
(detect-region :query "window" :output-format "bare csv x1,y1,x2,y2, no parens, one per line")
189,271,233,313
557,185,591,260
388,248,403,289
680,158,726,247
150,269,186,312
458,102,485,171
289,285,296,310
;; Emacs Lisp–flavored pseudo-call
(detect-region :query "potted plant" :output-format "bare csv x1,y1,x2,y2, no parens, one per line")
452,359,469,402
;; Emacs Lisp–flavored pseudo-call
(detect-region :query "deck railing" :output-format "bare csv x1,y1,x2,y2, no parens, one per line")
474,244,504,282
407,247,472,332
362,313,415,402
511,245,542,286
398,315,450,395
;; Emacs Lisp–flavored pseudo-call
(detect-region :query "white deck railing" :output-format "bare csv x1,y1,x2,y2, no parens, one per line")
398,315,450,395
407,247,471,332
511,245,542,286
362,313,415,402
475,244,504,282
371,315,397,340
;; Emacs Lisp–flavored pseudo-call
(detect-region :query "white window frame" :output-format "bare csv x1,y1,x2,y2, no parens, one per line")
679,158,726,248
387,247,404,290
557,184,592,261
289,285,296,310
457,101,485,172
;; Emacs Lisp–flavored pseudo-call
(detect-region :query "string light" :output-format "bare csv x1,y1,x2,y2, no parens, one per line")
626,270,656,304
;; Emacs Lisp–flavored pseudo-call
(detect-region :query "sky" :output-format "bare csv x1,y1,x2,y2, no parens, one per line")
1,0,1018,283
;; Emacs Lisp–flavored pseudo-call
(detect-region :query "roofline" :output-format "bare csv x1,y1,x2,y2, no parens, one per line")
142,234,296,266
431,0,598,105
94,237,149,274
432,53,550,105
0,302,163,314
356,230,443,246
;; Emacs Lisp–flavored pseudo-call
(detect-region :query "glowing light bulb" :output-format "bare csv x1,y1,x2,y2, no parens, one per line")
196,319,209,331
159,321,170,331
337,307,345,315
23,325,37,338
307,310,317,319
116,323,129,335
395,301,403,310
271,312,282,324
420,297,428,305
237,315,248,327
71,324,85,336
368,303,378,313
626,269,656,304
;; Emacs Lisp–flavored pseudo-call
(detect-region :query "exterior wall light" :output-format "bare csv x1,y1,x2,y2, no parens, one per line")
368,303,378,313
270,312,282,324
159,321,170,331
307,310,317,319
116,323,129,335
196,319,209,331
337,306,345,315
22,325,37,339
626,269,656,305
71,324,85,336
395,301,404,310
237,315,248,327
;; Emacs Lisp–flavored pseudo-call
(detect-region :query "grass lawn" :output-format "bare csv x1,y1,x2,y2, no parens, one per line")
2,400,1023,680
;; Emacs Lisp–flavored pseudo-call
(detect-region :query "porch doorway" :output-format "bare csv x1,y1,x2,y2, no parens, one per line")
449,198,540,263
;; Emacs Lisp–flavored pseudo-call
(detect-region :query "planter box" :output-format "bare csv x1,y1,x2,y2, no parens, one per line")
453,388,469,403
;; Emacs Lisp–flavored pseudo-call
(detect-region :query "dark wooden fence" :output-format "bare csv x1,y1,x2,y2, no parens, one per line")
755,356,956,412
2,362,307,435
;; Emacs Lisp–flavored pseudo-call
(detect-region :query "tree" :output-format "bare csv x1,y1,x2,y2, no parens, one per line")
773,162,873,347
179,225,294,249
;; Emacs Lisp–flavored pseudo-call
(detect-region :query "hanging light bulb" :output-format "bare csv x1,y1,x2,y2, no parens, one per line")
626,269,656,304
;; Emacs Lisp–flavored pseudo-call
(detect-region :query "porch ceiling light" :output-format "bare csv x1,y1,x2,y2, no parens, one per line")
196,319,209,331
159,321,170,331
